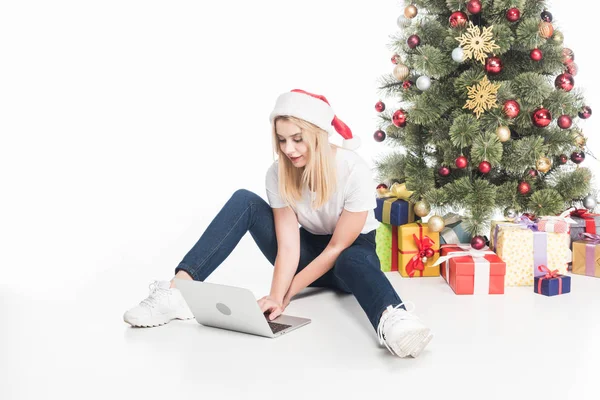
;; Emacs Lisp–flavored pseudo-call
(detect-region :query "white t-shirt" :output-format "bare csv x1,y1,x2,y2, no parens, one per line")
265,148,380,235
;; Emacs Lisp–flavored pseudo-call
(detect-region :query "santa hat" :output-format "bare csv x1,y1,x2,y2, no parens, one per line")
269,89,360,150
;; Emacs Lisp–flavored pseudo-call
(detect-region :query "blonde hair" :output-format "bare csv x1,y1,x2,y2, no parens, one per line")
272,116,337,209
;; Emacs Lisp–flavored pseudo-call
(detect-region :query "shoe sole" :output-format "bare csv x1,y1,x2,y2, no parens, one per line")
390,327,431,358
124,312,195,328
409,332,433,358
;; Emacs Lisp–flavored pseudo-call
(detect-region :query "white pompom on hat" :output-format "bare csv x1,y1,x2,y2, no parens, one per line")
269,89,361,150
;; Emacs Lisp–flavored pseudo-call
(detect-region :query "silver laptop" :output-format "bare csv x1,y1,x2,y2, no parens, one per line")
174,279,311,338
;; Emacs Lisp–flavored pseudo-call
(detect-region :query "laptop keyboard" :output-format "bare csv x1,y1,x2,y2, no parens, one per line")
268,321,292,334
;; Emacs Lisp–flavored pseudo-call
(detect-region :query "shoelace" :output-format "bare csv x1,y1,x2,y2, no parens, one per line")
139,281,170,308
376,301,416,355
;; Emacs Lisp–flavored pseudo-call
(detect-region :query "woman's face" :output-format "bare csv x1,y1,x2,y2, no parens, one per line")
275,119,309,168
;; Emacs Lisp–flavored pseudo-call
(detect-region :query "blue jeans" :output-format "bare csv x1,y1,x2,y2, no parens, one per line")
175,189,403,331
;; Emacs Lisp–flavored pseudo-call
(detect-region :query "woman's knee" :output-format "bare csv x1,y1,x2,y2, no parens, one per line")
230,189,261,205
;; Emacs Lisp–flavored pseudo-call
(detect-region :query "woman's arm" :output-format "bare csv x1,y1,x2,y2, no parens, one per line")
284,209,368,304
268,206,301,304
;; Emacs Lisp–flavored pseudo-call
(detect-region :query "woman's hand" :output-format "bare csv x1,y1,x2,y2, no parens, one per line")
257,295,285,320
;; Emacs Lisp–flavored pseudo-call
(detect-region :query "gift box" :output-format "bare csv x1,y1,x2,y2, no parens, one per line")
489,219,523,251
440,220,471,245
397,222,440,277
534,266,571,296
435,244,506,295
537,210,576,234
572,233,600,278
375,197,415,226
495,226,570,286
569,209,600,244
376,223,398,272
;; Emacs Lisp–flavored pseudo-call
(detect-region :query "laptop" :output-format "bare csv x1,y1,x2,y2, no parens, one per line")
174,279,311,338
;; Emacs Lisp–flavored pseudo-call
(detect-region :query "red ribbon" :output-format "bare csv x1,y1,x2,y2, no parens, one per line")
536,265,562,294
399,223,437,277
570,209,599,234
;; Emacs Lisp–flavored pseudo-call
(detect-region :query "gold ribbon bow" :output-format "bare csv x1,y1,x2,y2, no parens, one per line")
377,183,414,225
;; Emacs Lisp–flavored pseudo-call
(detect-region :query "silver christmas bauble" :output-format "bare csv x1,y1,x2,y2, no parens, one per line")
416,75,431,91
452,47,465,62
583,195,598,210
397,15,411,29
504,207,518,221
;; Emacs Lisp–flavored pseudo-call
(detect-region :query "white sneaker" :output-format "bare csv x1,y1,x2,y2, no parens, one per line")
123,280,194,327
377,304,433,358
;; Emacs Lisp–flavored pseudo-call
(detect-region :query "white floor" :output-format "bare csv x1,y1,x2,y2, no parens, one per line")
2,236,600,400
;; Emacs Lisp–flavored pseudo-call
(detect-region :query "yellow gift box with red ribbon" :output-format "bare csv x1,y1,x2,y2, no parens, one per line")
398,222,440,277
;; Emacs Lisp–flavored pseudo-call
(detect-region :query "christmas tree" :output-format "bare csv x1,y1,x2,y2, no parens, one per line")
374,0,596,246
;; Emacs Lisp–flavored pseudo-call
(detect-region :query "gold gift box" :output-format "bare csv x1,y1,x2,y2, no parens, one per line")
572,241,600,278
398,222,440,277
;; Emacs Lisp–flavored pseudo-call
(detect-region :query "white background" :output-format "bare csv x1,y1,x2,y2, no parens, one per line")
1,1,597,294
1,2,599,399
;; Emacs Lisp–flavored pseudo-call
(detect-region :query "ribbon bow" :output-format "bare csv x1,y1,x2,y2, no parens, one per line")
515,215,538,231
402,224,436,277
537,264,559,279
377,182,413,200
432,245,494,266
540,208,577,225
442,212,461,226
580,232,600,244
570,208,592,219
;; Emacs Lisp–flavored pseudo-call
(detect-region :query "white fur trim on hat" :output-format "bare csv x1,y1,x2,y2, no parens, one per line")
269,91,335,133
342,136,361,150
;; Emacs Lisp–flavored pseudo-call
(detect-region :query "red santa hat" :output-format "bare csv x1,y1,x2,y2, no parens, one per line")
269,89,360,150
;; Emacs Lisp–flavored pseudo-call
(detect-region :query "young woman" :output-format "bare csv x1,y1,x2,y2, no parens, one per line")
124,89,433,358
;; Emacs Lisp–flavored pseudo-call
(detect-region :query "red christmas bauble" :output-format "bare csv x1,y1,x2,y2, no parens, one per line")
485,56,503,75
407,34,421,49
438,166,451,177
541,10,553,22
392,109,407,127
391,54,400,64
562,48,575,64
471,236,486,250
557,115,572,129
373,129,386,142
528,169,538,178
518,181,531,195
402,80,413,90
449,11,468,28
579,106,592,119
503,100,520,119
555,73,574,92
376,183,388,190
467,0,482,14
566,62,578,76
455,155,468,169
571,151,585,164
478,161,491,174
375,101,385,112
530,49,543,61
424,248,435,258
506,7,521,22
532,107,552,128
558,154,568,164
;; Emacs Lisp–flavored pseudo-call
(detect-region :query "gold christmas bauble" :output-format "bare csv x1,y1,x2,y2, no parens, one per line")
413,200,431,217
574,133,587,147
427,215,445,233
496,125,511,142
393,63,410,81
404,5,418,19
553,30,564,44
536,157,552,173
539,21,554,38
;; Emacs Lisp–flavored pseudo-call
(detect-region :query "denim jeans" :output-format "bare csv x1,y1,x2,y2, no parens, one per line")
175,189,403,331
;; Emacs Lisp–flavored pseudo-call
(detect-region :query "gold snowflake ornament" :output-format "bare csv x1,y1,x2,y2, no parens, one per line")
464,76,501,119
456,22,500,64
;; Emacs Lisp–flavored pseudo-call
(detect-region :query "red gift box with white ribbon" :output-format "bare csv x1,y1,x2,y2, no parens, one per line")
435,244,506,295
